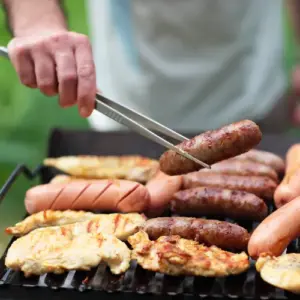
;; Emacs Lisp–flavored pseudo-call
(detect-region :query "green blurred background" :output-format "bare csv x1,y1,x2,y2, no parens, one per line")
0,2,298,254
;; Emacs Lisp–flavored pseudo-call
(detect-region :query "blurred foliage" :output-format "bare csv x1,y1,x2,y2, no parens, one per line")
0,1,89,253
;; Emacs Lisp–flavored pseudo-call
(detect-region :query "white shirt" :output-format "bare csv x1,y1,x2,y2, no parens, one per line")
86,0,286,131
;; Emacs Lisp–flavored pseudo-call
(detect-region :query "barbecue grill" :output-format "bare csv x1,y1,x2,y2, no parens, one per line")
0,128,299,300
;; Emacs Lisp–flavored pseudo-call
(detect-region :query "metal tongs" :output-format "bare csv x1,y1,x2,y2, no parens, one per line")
0,46,210,169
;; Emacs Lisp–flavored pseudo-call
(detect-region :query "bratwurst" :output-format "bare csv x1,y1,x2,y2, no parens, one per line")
171,187,268,221
183,172,277,200
159,120,262,175
234,149,285,175
142,217,250,251
200,160,278,181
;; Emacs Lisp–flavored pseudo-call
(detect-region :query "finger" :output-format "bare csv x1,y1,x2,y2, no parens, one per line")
74,35,96,117
8,43,37,88
31,51,57,96
55,49,77,107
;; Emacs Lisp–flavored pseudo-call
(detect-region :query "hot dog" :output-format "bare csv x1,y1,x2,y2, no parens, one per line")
171,187,268,221
142,217,250,251
274,144,300,208
183,172,277,199
234,149,285,174
200,160,278,181
159,120,262,175
248,196,300,259
25,180,150,214
145,171,183,216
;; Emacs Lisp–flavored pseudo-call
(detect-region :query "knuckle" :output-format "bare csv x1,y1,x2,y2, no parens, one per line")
78,64,94,79
8,43,26,58
76,34,89,45
49,32,69,44
31,41,43,53
61,72,77,83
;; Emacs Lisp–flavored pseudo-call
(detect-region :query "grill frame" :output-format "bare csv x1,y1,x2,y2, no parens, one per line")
0,128,299,300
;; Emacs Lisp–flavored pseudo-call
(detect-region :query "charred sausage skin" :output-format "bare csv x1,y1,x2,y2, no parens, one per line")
200,160,278,181
171,187,268,221
142,217,250,251
182,172,277,200
159,120,262,175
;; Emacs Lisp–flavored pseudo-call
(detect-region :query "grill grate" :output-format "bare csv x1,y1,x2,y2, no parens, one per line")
0,257,298,299
1,127,300,300
0,195,299,299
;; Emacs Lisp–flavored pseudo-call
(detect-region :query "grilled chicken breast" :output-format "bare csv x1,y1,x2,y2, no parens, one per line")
256,254,300,294
128,231,249,277
5,225,131,277
6,210,146,239
44,155,159,183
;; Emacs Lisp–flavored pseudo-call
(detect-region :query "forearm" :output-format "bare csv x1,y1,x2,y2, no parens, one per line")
286,0,300,43
3,0,68,37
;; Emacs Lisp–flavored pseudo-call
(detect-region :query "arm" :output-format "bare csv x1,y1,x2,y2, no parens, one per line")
286,0,300,43
2,0,96,118
3,0,67,37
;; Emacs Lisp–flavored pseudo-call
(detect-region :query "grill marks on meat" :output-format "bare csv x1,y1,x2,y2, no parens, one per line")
171,187,268,221
5,210,146,239
159,120,262,175
142,217,250,251
5,226,131,277
44,155,159,183
183,172,277,200
128,231,250,277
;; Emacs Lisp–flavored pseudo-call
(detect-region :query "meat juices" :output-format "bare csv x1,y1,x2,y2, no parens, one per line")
171,187,268,221
159,120,262,175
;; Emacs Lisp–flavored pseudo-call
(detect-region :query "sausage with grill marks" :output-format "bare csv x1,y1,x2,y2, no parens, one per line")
142,217,250,251
25,180,150,214
159,120,262,175
171,187,268,221
183,172,277,200
200,160,278,181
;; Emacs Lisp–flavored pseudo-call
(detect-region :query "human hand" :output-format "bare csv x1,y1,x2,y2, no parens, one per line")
8,31,96,117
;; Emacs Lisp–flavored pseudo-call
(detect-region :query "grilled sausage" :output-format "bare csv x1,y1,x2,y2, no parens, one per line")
248,196,300,259
274,144,300,208
25,180,150,214
234,149,285,174
145,171,183,216
142,217,250,251
183,172,277,199
159,120,262,175
171,187,268,221
200,160,278,181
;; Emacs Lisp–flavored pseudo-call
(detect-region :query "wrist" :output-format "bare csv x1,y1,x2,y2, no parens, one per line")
4,0,68,38
14,25,68,38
